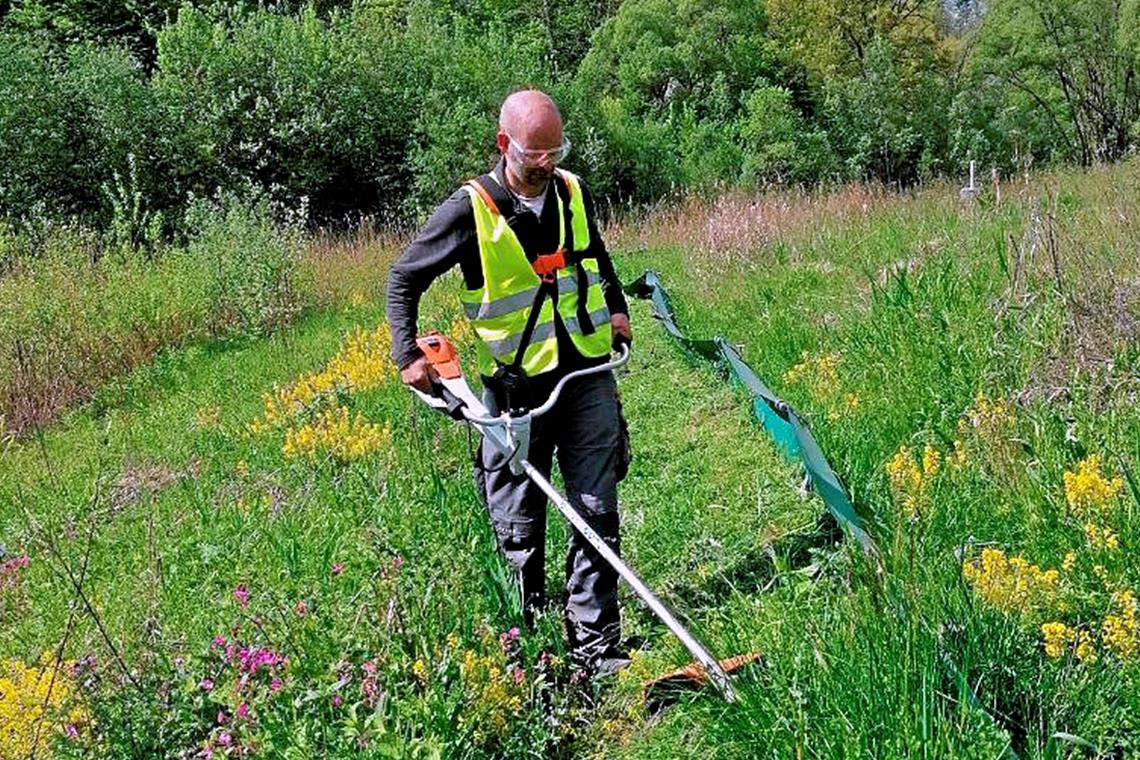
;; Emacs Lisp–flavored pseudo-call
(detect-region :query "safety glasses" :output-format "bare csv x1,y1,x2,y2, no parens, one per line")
505,133,571,166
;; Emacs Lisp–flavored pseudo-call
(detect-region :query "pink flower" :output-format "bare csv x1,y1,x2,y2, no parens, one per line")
294,600,308,617
65,723,79,740
237,703,250,718
233,584,250,608
499,626,521,652
270,677,283,692
0,555,30,590
331,693,344,707
199,678,214,692
362,676,379,705
331,563,344,576
512,667,525,685
391,555,404,571
212,635,226,649
217,733,232,747
216,710,227,725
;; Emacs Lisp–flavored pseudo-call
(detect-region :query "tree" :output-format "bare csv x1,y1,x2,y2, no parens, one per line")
976,0,1140,164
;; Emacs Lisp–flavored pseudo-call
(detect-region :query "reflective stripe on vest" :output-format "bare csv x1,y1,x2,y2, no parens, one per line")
462,269,603,321
460,169,612,376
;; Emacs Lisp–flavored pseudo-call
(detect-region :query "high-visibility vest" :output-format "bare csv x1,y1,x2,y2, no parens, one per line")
458,169,612,377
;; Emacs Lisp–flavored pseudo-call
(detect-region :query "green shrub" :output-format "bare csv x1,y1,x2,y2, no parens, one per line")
0,32,79,217
185,193,306,338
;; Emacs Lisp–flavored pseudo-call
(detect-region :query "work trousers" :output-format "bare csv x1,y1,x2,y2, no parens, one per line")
476,370,625,665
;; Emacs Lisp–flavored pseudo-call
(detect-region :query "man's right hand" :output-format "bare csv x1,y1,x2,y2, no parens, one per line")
400,355,437,394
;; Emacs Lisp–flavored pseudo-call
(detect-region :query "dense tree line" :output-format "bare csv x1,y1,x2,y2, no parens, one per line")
1,0,1138,232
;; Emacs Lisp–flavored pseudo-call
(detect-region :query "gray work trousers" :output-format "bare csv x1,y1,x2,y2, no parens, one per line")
475,370,624,665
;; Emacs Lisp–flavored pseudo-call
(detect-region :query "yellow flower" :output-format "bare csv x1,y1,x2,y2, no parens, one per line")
886,443,944,518
963,547,1063,619
412,659,428,684
250,324,396,432
955,393,1017,467
922,444,941,479
1041,621,1074,659
194,405,222,429
282,406,391,462
1075,630,1098,664
235,459,249,477
448,316,475,347
1102,590,1138,660
783,351,841,397
0,655,87,759
947,438,968,470
1064,454,1124,517
1062,552,1077,572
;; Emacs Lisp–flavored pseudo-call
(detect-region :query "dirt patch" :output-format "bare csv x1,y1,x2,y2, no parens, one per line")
109,457,201,513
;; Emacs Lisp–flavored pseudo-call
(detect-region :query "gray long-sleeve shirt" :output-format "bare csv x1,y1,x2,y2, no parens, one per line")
386,160,629,374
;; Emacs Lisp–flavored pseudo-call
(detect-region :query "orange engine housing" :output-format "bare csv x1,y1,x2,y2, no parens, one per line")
415,332,463,380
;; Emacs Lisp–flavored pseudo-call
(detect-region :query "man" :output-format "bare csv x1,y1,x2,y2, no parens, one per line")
386,90,633,674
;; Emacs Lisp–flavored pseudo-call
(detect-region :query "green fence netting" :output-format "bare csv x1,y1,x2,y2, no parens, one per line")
626,270,879,558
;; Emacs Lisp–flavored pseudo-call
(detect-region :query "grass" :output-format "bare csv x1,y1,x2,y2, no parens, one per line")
2,160,1139,757
0,270,809,756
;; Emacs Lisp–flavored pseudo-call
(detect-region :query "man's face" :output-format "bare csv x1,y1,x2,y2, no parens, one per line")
498,117,567,195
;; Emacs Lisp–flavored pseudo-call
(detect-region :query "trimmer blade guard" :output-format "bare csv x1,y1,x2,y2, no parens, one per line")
643,652,762,713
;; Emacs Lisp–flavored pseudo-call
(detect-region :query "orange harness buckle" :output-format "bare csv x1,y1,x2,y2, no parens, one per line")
532,250,566,282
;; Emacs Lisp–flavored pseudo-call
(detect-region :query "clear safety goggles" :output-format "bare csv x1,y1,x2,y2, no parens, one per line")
505,133,571,166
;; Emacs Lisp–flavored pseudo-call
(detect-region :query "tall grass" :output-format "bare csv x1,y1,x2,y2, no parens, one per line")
1,162,1138,757
0,198,398,438
603,159,1140,757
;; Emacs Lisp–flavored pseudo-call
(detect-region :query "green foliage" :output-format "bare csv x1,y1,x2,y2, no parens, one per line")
0,32,80,217
396,4,553,215
974,0,1140,166
821,36,950,183
152,3,412,224
185,193,305,338
3,0,1140,226
739,83,837,185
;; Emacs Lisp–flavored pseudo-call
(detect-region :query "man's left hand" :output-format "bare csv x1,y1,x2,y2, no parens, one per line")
611,313,632,348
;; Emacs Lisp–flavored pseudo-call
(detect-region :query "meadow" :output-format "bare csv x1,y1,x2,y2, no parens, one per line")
2,160,1139,758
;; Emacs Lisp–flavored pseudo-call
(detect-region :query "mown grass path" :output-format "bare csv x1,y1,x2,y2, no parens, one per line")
0,282,815,756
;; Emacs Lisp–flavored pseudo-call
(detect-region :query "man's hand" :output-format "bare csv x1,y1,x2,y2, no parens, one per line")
611,313,632,348
400,355,437,393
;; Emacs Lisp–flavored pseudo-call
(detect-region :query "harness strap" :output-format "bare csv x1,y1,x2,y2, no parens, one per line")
553,173,595,335
467,171,599,366
511,279,556,370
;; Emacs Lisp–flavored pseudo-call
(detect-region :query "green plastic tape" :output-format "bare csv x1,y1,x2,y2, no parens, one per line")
626,271,879,557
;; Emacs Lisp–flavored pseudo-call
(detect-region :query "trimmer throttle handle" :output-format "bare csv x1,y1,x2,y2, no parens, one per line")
430,382,468,420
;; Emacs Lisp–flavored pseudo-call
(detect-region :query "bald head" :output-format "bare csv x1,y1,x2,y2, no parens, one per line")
499,90,563,137
496,89,564,197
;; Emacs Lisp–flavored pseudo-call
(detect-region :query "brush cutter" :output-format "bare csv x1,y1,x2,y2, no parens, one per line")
410,331,758,703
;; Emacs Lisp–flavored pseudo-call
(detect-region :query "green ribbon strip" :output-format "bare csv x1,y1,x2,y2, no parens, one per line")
626,270,879,558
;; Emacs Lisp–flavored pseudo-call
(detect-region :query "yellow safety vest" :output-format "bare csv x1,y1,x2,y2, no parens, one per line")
458,169,612,377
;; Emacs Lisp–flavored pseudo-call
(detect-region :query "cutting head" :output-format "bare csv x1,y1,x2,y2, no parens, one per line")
643,652,763,714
